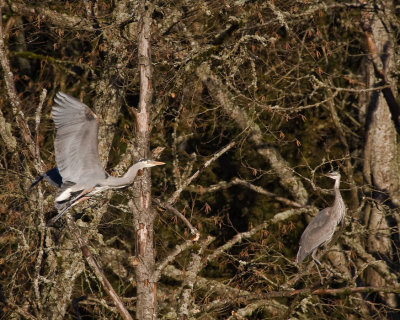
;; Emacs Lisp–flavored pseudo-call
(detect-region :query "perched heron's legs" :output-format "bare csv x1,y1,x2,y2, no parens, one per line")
47,188,93,226
311,250,322,265
311,250,324,284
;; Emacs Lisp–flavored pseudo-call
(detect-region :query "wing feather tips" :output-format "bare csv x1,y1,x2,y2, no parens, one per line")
53,92,98,123
53,92,85,118
54,92,83,110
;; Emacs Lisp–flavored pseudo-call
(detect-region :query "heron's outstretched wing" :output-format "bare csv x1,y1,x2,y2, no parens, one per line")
52,92,106,184
298,207,334,255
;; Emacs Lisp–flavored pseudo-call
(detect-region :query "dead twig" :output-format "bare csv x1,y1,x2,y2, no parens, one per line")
154,199,200,240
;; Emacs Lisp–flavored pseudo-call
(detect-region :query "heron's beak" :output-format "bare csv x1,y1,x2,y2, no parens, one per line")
150,160,165,166
324,172,338,179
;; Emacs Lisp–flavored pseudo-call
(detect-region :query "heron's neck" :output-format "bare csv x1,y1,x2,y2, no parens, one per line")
103,165,140,188
332,177,345,221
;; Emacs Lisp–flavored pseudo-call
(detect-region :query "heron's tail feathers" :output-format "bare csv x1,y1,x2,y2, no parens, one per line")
29,167,63,190
29,174,45,190
296,246,308,264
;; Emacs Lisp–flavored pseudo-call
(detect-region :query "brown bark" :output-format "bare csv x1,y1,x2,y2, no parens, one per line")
129,1,157,319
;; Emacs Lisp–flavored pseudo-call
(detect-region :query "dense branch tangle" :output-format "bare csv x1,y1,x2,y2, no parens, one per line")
1,1,400,319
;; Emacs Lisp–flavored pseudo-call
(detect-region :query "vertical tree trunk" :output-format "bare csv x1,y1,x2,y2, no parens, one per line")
361,0,399,308
130,1,157,319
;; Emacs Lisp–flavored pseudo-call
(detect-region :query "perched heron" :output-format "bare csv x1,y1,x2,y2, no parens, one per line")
296,171,346,274
31,92,164,225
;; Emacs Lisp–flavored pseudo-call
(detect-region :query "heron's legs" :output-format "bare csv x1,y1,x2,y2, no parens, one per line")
47,202,75,226
311,250,324,284
311,250,322,265
47,188,93,226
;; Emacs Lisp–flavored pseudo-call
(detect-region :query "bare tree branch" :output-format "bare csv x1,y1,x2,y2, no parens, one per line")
0,108,16,152
34,89,47,167
205,207,316,265
343,234,399,288
167,141,236,204
262,286,400,299
65,214,133,320
189,177,303,208
0,8,38,163
154,199,200,239
1,1,95,32
154,237,205,281
3,300,38,320
178,236,215,318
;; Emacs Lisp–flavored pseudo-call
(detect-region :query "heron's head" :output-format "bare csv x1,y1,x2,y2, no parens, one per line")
137,158,165,169
325,171,340,180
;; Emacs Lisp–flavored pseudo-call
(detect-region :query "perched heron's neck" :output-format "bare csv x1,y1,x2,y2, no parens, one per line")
332,177,345,221
334,177,341,192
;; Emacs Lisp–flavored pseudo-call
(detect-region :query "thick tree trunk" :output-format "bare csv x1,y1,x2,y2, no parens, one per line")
130,1,157,319
362,0,399,307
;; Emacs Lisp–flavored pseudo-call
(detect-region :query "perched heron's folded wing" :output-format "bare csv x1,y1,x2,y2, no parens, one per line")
297,207,333,260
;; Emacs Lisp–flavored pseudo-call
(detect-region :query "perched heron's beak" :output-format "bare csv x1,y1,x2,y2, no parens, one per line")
324,172,339,179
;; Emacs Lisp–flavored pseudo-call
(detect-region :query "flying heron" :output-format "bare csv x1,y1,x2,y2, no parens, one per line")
296,171,346,276
31,92,164,225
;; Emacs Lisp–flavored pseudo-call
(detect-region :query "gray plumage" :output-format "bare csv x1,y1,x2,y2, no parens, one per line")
296,171,346,265
53,92,105,187
32,92,164,225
